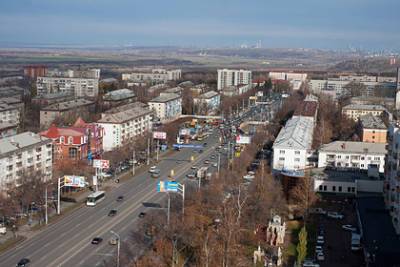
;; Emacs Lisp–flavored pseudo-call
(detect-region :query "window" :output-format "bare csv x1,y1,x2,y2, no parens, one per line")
332,186,336,191
295,151,300,155
323,185,327,191
351,187,355,192
68,148,78,159
319,185,323,191
337,162,341,166
337,155,342,159
361,157,365,160
294,158,300,162
279,150,285,155
374,157,380,161
278,157,284,161
346,156,349,159
361,164,364,167
338,186,342,192
60,136,65,144
68,136,73,144
347,187,351,192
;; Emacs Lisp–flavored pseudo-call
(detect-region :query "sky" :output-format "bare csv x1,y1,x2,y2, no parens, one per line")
0,0,399,50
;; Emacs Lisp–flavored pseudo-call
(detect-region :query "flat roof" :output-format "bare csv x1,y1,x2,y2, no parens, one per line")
273,116,314,150
103,89,135,101
0,132,51,156
360,114,387,129
42,99,95,111
343,104,386,111
149,93,180,103
198,91,219,99
319,141,386,155
311,168,384,183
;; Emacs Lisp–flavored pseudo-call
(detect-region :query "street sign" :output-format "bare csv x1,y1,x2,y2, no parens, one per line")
173,144,203,149
93,159,110,169
63,175,86,188
153,131,167,140
236,135,251,144
157,181,179,193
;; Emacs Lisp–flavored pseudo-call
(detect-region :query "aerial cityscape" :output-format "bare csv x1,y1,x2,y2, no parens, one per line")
0,1,399,267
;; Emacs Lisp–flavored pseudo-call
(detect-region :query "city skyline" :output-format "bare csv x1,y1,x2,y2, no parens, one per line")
0,0,399,50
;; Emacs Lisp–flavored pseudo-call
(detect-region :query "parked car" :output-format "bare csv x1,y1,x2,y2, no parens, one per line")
151,170,160,178
316,252,325,261
191,166,198,170
149,166,158,173
16,258,31,266
342,224,357,232
91,237,103,244
316,235,324,245
204,160,210,165
212,163,218,168
139,212,146,218
116,196,124,202
315,245,323,254
186,173,196,179
327,212,344,219
0,223,6,235
108,209,117,217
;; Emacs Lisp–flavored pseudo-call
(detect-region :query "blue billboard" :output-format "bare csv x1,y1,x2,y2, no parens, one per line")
157,181,179,193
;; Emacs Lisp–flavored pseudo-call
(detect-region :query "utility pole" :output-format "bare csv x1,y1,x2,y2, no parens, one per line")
45,185,48,225
167,192,171,226
156,139,160,161
147,137,150,165
132,149,135,176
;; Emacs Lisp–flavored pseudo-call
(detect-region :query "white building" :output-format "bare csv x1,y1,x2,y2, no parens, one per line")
217,69,252,90
269,72,308,82
342,104,389,121
37,76,99,98
122,69,181,83
318,141,386,173
148,93,182,121
0,132,53,191
97,102,153,152
272,116,315,175
193,91,220,114
0,102,20,125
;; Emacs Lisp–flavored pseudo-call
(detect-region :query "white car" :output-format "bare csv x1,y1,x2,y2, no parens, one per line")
316,252,325,261
342,224,357,232
327,212,344,219
212,163,218,168
0,224,6,235
149,166,157,173
316,236,324,245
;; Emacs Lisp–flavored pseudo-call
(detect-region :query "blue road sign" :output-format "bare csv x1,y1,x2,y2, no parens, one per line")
173,144,203,149
157,181,179,193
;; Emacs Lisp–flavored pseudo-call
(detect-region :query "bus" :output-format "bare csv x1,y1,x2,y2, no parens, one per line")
86,191,106,206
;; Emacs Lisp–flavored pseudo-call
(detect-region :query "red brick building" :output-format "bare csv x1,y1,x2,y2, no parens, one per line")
23,65,47,79
40,118,103,165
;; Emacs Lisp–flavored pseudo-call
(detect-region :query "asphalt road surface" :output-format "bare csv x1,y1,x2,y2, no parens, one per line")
0,130,222,267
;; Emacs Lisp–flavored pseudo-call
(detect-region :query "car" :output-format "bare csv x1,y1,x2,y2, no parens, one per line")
303,260,320,267
101,172,113,178
186,173,196,179
310,208,327,215
315,245,323,254
139,212,146,218
327,212,344,219
108,209,117,217
116,196,124,202
120,164,129,171
342,224,357,232
0,223,6,235
204,160,210,164
191,166,198,170
91,237,103,244
198,150,203,153
176,161,182,164
316,252,325,261
210,155,216,159
149,166,158,173
16,258,31,267
109,237,118,245
316,236,324,245
212,163,218,168
203,142,208,147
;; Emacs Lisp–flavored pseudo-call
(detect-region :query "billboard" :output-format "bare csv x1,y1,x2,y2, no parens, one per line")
179,128,191,136
153,131,167,140
64,175,86,188
236,135,251,144
93,159,110,169
157,181,179,193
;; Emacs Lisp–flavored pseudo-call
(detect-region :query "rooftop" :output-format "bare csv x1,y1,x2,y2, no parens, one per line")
319,141,386,155
98,103,152,124
197,91,219,99
294,101,318,117
0,102,19,112
360,114,387,129
149,93,180,103
103,89,135,101
0,132,51,156
343,104,386,111
42,99,95,111
311,167,384,183
164,87,183,94
273,116,314,150
32,92,73,100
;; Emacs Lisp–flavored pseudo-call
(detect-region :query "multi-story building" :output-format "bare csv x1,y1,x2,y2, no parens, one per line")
318,141,386,173
148,93,182,121
269,72,308,82
36,76,99,98
97,102,153,151
0,132,53,191
0,102,21,125
41,118,103,164
272,116,315,175
217,69,252,90
23,65,47,79
359,114,387,143
32,92,75,107
0,122,18,139
193,91,220,114
342,104,390,121
122,69,181,83
102,89,136,110
40,99,95,128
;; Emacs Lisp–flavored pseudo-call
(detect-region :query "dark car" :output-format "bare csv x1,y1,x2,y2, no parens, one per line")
108,209,117,217
139,212,146,218
16,258,30,266
116,196,124,202
91,237,103,244
203,142,207,147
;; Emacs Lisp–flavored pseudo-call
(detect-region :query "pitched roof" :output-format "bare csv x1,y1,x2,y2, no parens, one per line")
273,116,314,150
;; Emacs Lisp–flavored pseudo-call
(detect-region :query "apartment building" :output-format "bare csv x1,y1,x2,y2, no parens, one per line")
385,122,400,233
32,92,75,107
0,122,18,139
24,65,47,79
97,102,153,151
318,141,386,173
193,91,220,114
0,132,53,191
342,104,389,121
37,76,99,98
0,102,21,125
40,99,95,127
41,118,103,164
148,93,182,121
269,72,308,82
359,114,387,143
122,69,181,83
217,69,252,90
272,116,315,175
102,89,136,110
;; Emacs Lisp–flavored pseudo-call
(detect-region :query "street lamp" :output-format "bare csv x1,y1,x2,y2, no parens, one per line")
110,230,120,267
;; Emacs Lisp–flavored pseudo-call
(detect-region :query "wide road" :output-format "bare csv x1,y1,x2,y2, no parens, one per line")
0,129,222,267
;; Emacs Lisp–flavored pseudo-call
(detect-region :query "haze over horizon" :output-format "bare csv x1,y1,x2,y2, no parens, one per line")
0,0,399,51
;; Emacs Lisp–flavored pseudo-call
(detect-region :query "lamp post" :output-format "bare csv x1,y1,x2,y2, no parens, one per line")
110,230,120,267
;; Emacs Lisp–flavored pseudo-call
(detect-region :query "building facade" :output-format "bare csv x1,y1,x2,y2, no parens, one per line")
102,89,136,110
217,69,252,90
37,76,99,98
193,91,220,114
97,102,153,151
318,141,386,173
148,93,182,121
359,114,387,143
342,104,389,121
122,69,181,83
0,132,53,191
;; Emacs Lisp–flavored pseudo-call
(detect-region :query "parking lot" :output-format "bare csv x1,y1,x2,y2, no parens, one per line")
309,195,364,267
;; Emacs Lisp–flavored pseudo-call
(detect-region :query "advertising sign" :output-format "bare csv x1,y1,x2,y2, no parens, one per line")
236,135,251,144
153,131,167,140
173,144,203,149
157,181,179,193
64,175,86,188
93,159,110,169
179,128,191,136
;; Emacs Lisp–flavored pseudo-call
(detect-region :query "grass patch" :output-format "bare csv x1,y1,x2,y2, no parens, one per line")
0,236,25,253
